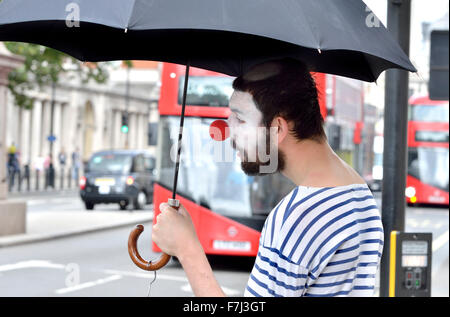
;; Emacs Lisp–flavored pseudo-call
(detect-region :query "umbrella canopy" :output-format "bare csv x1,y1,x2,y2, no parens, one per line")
0,0,416,82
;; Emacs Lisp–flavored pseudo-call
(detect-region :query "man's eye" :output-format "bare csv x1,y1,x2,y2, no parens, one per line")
237,117,245,123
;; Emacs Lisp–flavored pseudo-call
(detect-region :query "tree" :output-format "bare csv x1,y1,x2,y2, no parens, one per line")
4,42,111,109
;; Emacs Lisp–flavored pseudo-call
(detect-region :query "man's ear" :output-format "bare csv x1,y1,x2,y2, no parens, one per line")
271,116,290,145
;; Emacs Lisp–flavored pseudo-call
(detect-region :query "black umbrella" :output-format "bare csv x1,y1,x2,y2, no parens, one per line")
0,0,416,81
0,0,416,271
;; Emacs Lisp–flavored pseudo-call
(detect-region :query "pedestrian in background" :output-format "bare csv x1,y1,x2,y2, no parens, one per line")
58,148,67,188
72,147,80,184
7,142,20,190
59,148,67,168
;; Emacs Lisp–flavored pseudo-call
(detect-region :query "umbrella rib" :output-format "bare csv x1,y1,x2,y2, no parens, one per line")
361,52,377,82
125,0,138,30
282,0,320,50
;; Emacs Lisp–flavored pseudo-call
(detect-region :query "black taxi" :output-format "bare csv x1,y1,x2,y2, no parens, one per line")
79,150,155,210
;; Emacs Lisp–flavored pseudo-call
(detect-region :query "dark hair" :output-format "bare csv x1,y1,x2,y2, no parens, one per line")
232,58,326,142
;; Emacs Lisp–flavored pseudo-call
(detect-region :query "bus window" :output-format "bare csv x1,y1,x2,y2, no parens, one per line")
156,116,294,220
408,147,449,193
410,104,449,123
178,76,234,107
415,131,449,143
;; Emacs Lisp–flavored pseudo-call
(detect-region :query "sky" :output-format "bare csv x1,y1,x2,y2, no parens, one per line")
363,0,449,24
363,0,449,76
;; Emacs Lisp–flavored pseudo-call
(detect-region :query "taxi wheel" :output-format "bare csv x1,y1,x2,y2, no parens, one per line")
119,200,128,210
85,201,95,210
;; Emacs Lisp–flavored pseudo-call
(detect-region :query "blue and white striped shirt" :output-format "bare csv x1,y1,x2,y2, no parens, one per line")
245,183,384,297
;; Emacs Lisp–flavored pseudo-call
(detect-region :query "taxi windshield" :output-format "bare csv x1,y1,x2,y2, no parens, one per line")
87,154,133,174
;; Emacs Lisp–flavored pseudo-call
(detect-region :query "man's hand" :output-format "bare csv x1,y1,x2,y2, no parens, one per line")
152,202,200,258
152,202,226,297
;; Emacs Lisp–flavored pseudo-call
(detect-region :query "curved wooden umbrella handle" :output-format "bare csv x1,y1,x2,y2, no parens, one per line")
127,199,179,271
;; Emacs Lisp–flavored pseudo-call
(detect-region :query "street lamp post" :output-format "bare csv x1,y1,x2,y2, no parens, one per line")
47,80,56,189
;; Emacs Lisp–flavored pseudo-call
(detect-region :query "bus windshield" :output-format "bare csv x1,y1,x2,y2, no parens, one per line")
178,76,234,107
408,147,449,192
156,116,295,219
410,104,449,123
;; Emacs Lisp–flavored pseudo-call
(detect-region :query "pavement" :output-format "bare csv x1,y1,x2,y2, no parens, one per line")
0,191,153,248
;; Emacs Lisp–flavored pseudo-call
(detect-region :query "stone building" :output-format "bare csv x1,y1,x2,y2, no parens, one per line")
5,59,161,179
0,42,26,235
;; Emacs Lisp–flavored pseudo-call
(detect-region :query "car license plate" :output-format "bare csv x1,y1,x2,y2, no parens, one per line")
95,178,115,186
98,185,110,194
213,240,251,251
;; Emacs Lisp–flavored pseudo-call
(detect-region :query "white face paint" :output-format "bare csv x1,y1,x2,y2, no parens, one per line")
227,90,267,163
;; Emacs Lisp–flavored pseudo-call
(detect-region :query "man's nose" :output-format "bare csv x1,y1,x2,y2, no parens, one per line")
209,119,229,141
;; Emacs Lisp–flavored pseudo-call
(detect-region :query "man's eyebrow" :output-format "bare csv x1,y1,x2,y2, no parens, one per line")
229,107,243,114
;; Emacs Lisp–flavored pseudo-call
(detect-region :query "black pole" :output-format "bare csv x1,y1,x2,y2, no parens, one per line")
49,81,56,189
172,61,190,199
379,0,411,297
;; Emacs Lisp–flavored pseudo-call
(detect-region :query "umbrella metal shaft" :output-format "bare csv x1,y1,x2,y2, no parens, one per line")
172,61,190,199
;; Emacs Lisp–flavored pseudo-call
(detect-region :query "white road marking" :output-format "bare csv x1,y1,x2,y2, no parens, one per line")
433,230,449,252
180,283,193,293
0,260,65,272
104,269,241,295
27,198,72,206
422,219,431,227
55,275,122,295
407,219,419,228
103,269,188,282
180,282,241,296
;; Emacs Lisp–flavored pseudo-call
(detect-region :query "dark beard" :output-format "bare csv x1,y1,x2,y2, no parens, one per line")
240,149,285,176
231,132,285,176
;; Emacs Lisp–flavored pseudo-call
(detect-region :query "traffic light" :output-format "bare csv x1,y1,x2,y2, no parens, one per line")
121,112,129,134
429,30,449,100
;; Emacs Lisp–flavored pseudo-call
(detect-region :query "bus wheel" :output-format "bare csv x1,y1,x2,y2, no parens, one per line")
133,191,146,210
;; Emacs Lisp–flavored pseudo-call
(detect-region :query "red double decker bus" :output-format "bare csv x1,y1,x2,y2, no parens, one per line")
406,95,449,206
152,62,359,257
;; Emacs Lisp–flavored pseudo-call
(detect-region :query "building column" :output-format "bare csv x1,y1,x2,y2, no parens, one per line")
59,103,67,153
0,43,26,236
53,101,62,166
109,108,115,149
139,113,146,149
114,110,121,149
0,71,10,200
20,108,31,165
40,100,51,158
6,100,20,153
31,100,43,166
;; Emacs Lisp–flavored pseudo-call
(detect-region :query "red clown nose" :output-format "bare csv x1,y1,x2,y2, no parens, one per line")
209,120,229,141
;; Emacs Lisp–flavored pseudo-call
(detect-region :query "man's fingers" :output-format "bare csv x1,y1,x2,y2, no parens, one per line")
160,202,184,215
159,202,168,212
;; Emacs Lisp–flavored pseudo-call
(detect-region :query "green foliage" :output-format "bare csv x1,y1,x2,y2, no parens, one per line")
4,42,111,109
123,60,134,68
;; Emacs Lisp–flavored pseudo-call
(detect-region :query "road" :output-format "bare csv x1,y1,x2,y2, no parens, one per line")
2,192,252,297
0,192,448,297
0,225,253,297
